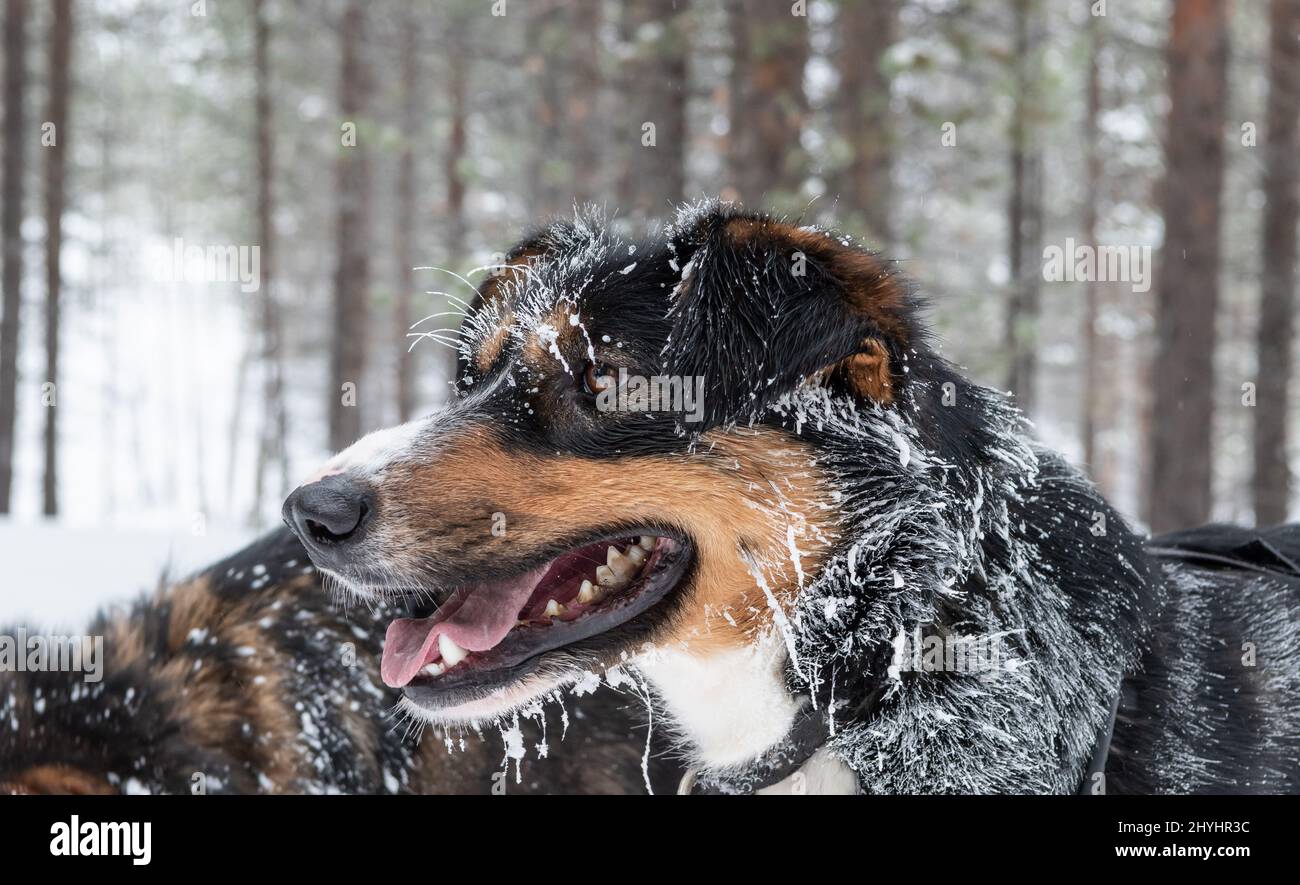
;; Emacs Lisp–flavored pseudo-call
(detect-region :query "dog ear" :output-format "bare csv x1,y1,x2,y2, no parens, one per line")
458,224,576,384
663,205,919,424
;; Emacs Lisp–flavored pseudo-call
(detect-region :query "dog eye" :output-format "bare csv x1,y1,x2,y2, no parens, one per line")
581,361,617,397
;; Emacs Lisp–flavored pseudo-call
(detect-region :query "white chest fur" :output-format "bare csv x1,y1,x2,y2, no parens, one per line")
635,631,802,769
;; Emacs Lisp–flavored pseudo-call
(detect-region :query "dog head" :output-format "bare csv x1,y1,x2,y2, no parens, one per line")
283,203,922,747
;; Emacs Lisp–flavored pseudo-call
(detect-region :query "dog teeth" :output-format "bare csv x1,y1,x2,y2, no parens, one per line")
544,599,565,618
595,564,620,588
577,579,600,605
638,536,655,551
423,661,446,677
606,546,638,581
626,545,647,568
438,633,468,667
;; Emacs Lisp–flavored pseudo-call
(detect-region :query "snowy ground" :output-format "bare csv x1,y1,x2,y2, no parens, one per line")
0,518,256,629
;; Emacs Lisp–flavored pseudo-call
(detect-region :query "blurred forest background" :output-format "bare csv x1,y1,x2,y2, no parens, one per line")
0,0,1297,551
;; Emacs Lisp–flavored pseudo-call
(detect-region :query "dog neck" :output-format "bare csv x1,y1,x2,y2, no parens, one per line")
635,632,804,771
638,628,894,793
648,379,1153,793
776,381,1153,793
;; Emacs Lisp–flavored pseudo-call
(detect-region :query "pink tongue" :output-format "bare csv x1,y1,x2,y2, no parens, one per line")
381,564,548,688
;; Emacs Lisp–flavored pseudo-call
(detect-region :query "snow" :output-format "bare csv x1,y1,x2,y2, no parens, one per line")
0,518,255,627
499,717,526,782
123,778,151,795
569,670,602,696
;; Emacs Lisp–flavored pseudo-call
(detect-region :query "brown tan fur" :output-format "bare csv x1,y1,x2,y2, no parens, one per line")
473,244,552,374
147,576,315,791
379,424,839,658
1,765,114,795
830,339,893,404
475,318,513,374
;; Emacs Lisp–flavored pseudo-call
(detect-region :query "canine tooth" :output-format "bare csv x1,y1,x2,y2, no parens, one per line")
438,633,468,667
626,545,647,568
595,565,622,588
607,547,636,580
544,599,565,618
423,661,446,677
577,579,598,605
638,536,655,551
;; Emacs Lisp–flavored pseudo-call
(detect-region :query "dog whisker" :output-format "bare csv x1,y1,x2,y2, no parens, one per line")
414,265,483,301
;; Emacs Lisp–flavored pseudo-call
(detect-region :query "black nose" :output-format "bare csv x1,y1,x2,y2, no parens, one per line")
282,475,373,560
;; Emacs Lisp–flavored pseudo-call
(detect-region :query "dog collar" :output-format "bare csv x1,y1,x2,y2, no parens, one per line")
677,699,835,795
678,645,894,796
678,672,1129,796
1077,676,1127,795
736,746,860,795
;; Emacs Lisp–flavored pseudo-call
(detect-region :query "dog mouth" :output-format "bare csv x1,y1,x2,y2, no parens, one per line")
380,533,693,699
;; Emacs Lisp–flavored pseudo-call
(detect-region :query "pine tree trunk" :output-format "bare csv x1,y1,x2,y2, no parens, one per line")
1004,0,1043,416
568,0,604,207
226,344,252,504
525,0,566,218
618,0,687,219
1252,0,1300,526
42,0,72,517
1080,6,1110,495
444,31,467,265
395,12,417,422
1148,0,1229,532
442,10,470,393
834,0,897,248
329,0,372,452
0,0,29,514
726,0,809,207
251,0,287,522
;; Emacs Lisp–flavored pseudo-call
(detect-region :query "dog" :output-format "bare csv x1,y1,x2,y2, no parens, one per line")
0,529,677,794
282,201,1300,794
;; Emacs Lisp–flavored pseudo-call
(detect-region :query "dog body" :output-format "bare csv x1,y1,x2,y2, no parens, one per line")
1113,526,1300,794
282,202,1300,794
0,529,674,794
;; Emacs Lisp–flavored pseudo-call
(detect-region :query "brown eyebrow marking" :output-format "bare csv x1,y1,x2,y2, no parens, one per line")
470,243,553,375
516,301,589,375
474,311,514,374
